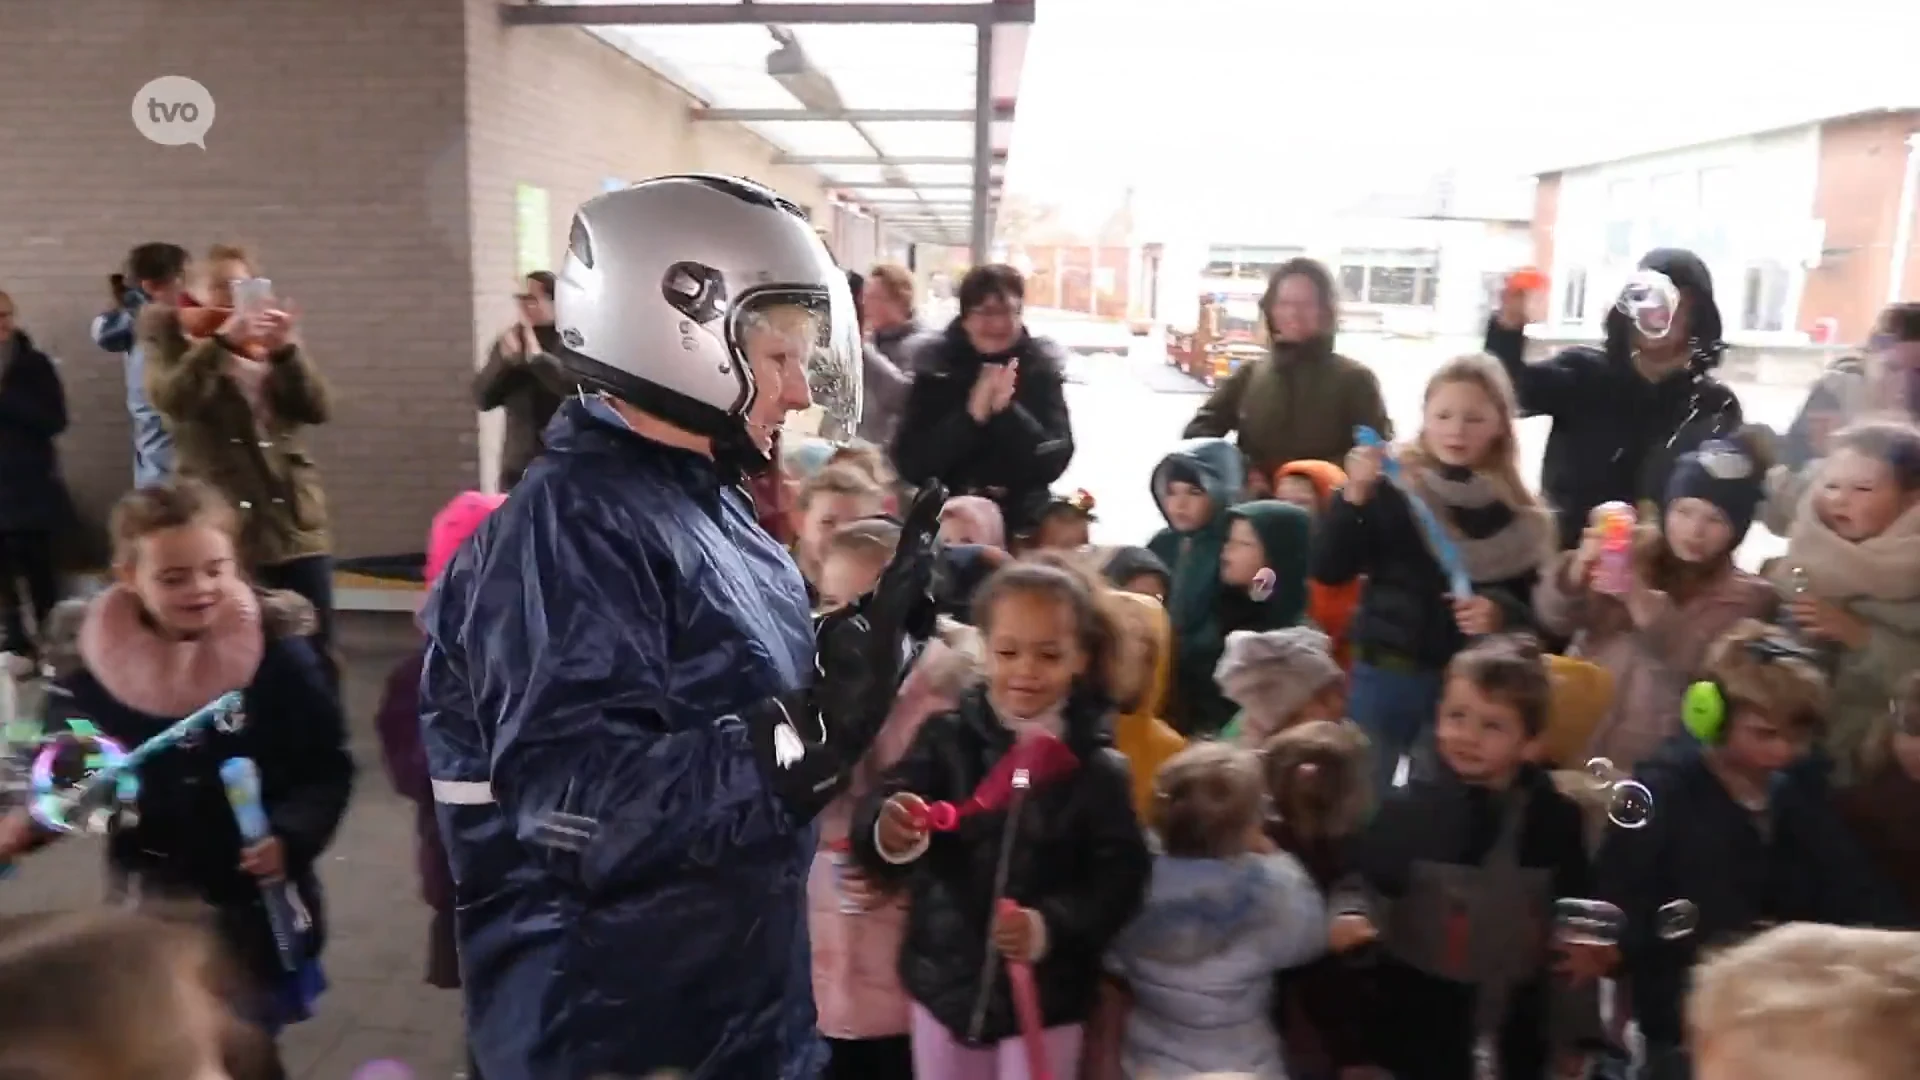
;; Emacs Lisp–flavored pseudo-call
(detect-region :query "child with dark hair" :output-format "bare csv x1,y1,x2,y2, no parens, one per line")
1596,620,1912,1079
1097,742,1326,1080
1033,489,1097,551
855,560,1150,1080
1332,634,1600,1080
1101,545,1171,603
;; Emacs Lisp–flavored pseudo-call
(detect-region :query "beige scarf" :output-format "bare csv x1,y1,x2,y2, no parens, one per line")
1786,491,1920,603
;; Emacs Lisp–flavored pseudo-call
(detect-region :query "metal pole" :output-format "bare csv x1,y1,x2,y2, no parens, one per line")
1887,133,1920,305
970,23,995,265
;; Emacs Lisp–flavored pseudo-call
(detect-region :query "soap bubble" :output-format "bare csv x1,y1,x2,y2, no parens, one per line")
1655,899,1700,941
1554,897,1625,947
1585,756,1623,786
1607,779,1654,829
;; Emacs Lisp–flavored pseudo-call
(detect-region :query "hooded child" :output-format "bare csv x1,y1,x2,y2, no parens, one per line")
1105,590,1188,822
1534,436,1778,774
1273,458,1364,669
1100,743,1328,1080
1146,437,1247,735
1215,627,1347,749
1772,419,1920,786
1101,545,1172,604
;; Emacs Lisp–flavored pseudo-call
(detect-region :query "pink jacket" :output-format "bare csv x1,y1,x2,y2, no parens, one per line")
808,630,980,1039
1534,552,1776,773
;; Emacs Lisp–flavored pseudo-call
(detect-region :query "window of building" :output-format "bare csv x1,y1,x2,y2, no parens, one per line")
1336,249,1440,307
1648,171,1696,249
1742,261,1791,332
1695,166,1736,260
1605,178,1638,261
1561,267,1589,323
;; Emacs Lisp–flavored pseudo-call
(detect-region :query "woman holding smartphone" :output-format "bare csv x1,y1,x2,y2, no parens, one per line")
141,243,339,674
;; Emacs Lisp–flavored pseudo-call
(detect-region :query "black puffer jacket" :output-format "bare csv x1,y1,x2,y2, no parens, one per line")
1594,737,1913,1048
1312,482,1540,669
889,322,1075,536
852,685,1150,1046
1483,248,1742,550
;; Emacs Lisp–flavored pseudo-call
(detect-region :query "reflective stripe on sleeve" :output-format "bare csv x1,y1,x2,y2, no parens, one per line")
431,778,496,805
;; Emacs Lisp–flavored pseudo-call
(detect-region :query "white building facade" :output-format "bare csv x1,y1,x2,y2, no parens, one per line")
1544,127,1826,343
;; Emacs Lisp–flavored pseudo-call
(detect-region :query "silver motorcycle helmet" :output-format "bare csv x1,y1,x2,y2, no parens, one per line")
552,174,862,469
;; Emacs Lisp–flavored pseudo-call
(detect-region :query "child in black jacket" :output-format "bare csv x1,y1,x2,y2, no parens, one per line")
1332,635,1600,1080
855,561,1150,1079
1316,354,1555,798
0,481,352,1078
1595,620,1912,1080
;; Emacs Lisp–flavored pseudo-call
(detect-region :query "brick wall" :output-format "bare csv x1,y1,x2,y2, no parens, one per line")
0,0,830,558
1528,173,1561,322
1799,112,1920,341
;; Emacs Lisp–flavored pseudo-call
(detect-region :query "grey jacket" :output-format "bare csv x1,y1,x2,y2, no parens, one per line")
1104,852,1328,1079
859,320,922,447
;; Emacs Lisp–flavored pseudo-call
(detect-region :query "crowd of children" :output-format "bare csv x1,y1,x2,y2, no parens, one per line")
759,346,1920,1080
2,335,1918,1080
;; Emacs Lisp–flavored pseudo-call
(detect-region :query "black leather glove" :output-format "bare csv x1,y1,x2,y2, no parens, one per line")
748,481,947,821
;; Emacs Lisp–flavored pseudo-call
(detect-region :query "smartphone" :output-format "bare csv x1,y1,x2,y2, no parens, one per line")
231,277,274,317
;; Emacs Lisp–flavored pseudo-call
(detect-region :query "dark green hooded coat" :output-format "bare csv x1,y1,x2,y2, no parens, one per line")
1222,499,1313,632
1145,437,1245,734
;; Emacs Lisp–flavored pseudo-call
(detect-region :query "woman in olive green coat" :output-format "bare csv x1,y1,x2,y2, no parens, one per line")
139,251,335,658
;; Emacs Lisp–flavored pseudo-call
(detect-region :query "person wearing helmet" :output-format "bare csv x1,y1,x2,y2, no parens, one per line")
419,175,943,1080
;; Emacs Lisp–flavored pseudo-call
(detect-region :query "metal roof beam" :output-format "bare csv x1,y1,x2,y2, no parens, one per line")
502,3,1036,26
692,106,1013,123
777,155,998,166
840,181,996,190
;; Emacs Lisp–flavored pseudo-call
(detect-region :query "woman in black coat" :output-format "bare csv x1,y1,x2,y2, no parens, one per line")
0,291,71,659
890,265,1075,539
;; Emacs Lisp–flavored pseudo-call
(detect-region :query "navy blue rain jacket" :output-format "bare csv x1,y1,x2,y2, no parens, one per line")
419,396,824,1080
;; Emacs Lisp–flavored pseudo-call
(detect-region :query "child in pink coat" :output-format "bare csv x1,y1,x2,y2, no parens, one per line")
807,519,983,1080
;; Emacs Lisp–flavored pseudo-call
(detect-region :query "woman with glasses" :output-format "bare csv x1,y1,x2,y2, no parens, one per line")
1781,303,1920,472
890,263,1076,540
475,270,574,489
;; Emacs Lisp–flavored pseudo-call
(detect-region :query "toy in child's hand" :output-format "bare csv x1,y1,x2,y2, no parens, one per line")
906,732,1081,832
1505,267,1548,294
1353,426,1474,600
996,898,1053,1080
1588,502,1637,596
26,692,244,836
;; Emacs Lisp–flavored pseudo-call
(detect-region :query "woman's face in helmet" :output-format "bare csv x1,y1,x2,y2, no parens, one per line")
741,305,819,454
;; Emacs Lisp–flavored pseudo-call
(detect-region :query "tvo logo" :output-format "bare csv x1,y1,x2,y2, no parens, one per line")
132,76,216,149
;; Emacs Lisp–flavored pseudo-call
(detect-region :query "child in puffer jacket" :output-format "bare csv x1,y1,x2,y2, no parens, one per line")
1104,589,1188,823
1098,743,1327,1080
809,518,985,1080
1769,420,1920,786
1534,438,1777,774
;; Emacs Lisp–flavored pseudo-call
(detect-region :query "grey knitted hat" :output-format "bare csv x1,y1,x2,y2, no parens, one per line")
1214,627,1343,725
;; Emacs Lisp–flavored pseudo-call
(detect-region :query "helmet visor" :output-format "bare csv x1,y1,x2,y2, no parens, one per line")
730,284,862,447
1615,270,1680,341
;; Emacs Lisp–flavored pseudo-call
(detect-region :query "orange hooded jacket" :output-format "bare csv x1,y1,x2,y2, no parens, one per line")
1276,459,1362,671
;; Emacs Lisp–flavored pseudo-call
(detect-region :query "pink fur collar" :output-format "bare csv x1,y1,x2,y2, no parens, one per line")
77,583,265,718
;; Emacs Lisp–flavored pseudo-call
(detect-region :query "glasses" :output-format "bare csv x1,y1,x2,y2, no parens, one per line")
967,303,1022,323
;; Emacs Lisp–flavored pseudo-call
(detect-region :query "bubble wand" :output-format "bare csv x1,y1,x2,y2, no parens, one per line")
1353,426,1473,598
31,691,245,834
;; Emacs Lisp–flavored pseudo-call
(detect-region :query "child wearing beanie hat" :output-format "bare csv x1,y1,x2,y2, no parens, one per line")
1534,436,1777,773
1215,627,1348,748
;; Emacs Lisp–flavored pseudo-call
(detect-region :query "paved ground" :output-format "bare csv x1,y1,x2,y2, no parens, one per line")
0,339,1818,1077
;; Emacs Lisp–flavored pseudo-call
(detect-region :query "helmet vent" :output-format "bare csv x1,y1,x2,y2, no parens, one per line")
661,261,728,324
568,215,594,270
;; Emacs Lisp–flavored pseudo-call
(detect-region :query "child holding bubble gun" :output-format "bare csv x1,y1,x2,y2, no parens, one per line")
1594,620,1910,1079
1316,355,1555,797
1534,439,1778,775
0,481,352,1073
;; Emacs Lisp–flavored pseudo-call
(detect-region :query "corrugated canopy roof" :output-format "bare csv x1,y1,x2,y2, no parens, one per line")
507,1,1035,248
